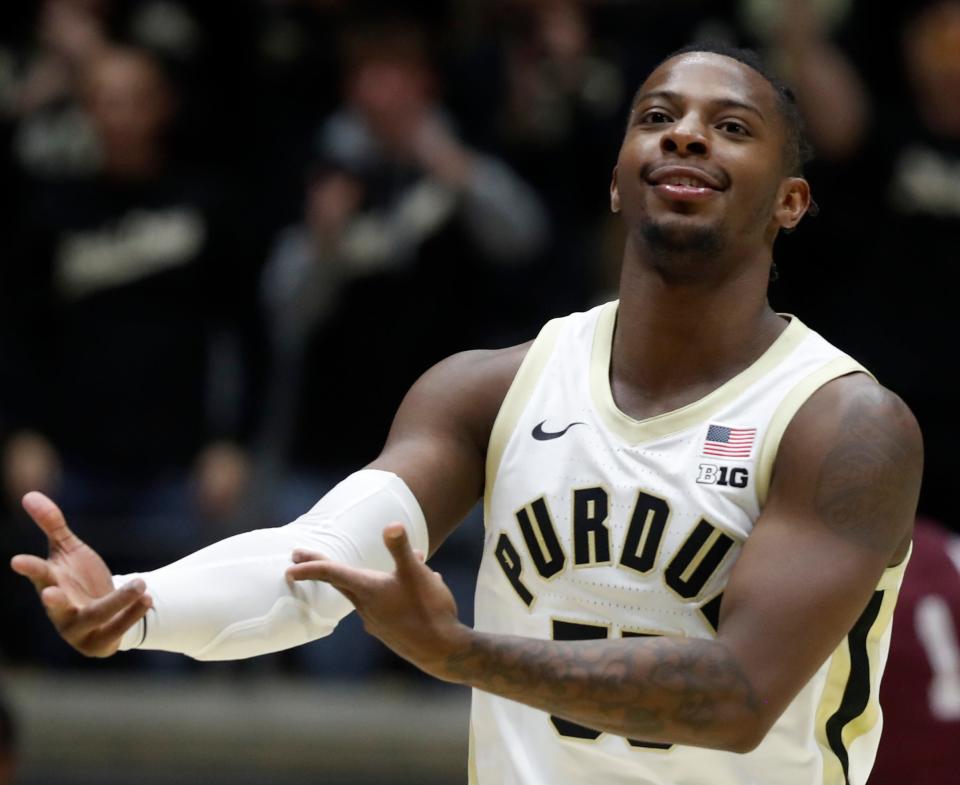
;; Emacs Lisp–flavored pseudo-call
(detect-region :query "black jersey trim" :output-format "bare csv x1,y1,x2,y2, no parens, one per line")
824,590,885,785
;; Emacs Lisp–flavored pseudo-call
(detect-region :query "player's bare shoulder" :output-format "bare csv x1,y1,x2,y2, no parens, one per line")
433,343,533,423
770,372,923,562
386,342,532,453
371,343,532,541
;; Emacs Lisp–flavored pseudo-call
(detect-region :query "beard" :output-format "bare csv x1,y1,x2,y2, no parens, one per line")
633,214,728,284
640,216,724,256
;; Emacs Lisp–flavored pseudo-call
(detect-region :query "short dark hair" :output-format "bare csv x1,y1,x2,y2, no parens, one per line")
634,42,815,178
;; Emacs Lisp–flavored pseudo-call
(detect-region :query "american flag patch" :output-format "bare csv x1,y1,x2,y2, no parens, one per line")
702,424,757,458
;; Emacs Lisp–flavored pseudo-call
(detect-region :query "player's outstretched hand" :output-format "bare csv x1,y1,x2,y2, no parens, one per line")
10,491,152,657
287,523,471,679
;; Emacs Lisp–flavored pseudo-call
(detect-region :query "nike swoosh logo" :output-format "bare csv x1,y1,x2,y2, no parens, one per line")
532,420,585,441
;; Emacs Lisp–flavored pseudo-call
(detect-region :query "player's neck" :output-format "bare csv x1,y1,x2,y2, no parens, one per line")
609,245,786,420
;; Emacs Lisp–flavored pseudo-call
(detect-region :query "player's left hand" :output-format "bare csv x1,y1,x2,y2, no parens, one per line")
286,523,470,678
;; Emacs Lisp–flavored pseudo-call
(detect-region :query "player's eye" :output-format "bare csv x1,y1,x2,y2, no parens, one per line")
718,120,750,136
639,110,672,124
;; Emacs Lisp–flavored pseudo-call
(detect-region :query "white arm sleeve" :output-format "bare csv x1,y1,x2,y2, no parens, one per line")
111,470,428,661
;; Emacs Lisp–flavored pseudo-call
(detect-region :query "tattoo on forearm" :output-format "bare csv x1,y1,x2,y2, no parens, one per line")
814,387,918,552
443,634,760,744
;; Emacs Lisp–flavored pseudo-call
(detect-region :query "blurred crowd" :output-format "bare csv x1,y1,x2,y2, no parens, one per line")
0,0,957,696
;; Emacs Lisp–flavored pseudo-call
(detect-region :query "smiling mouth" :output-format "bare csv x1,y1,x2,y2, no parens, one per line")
650,181,722,202
646,165,726,191
644,166,726,203
656,176,718,189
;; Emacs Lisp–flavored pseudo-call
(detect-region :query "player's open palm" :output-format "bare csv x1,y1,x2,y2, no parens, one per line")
10,491,151,657
287,523,469,678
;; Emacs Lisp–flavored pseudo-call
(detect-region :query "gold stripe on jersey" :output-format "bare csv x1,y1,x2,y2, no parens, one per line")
839,589,899,767
815,554,909,785
468,721,479,785
755,356,872,506
484,316,565,523
589,303,810,444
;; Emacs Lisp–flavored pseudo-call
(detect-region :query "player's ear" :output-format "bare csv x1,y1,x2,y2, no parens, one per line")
610,166,621,214
775,176,811,230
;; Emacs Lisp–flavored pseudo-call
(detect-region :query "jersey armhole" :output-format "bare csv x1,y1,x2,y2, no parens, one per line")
755,356,874,506
483,316,565,522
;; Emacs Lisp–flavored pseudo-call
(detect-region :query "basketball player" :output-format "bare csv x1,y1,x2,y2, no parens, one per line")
11,45,922,785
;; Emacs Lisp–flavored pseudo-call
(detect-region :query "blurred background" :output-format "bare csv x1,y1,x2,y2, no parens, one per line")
0,0,958,783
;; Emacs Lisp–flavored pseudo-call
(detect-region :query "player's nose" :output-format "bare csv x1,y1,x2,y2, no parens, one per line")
660,118,710,157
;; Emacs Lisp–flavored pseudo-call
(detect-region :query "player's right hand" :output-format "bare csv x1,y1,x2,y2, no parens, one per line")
10,491,152,657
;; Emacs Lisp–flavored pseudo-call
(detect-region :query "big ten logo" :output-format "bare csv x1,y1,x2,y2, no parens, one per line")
696,463,749,488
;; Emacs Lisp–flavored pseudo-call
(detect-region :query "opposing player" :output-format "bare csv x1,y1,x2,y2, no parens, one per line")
12,45,922,785
869,517,960,785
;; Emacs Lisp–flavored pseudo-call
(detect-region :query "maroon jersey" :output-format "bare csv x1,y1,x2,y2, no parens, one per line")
871,518,960,785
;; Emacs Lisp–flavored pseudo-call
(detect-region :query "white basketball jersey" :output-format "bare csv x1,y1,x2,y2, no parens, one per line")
470,301,909,785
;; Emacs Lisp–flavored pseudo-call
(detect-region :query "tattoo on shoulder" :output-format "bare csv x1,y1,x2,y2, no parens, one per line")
814,385,920,551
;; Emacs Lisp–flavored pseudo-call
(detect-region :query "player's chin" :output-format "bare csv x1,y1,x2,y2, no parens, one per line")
648,195,721,218
640,215,724,254
638,203,725,239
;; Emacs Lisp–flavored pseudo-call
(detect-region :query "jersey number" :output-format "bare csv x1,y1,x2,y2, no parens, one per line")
550,619,673,750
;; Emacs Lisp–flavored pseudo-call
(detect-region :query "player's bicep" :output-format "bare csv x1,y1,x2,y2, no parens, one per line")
715,375,921,730
368,344,528,552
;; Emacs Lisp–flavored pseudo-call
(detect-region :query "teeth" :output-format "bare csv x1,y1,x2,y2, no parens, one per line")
665,176,708,188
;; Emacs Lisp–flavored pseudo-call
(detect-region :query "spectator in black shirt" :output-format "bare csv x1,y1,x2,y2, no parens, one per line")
4,46,256,583
255,21,550,520
766,0,960,524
